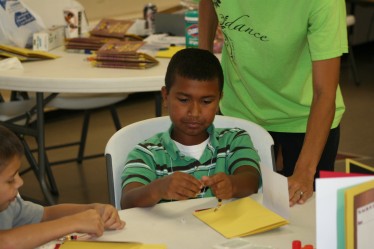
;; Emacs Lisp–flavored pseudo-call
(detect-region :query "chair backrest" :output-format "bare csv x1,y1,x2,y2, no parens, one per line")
105,115,275,209
0,98,37,124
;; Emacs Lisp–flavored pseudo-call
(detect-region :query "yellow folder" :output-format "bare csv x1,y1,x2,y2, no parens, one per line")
60,241,166,249
345,159,374,174
193,197,288,238
345,179,374,249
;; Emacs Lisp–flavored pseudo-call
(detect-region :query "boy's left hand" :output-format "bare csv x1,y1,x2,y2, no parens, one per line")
94,204,126,230
201,173,233,199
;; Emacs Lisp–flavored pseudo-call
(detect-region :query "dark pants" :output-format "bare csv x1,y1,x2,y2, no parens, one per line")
269,126,340,182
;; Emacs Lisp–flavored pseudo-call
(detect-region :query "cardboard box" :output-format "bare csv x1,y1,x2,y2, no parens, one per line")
64,8,88,38
33,25,65,51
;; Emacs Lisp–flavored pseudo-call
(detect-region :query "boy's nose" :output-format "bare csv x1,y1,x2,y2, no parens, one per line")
188,102,201,116
15,174,24,189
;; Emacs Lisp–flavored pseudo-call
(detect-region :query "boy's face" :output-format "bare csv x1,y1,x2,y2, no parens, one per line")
0,156,23,212
162,75,221,145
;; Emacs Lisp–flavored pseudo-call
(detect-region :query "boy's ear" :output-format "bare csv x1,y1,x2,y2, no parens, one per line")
216,92,223,113
161,86,168,107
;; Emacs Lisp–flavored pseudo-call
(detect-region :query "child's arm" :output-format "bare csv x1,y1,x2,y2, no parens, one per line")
43,203,125,230
0,209,104,249
121,172,203,209
201,166,260,199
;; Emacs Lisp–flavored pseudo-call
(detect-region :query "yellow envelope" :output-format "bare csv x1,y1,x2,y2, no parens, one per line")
193,197,288,238
60,241,167,249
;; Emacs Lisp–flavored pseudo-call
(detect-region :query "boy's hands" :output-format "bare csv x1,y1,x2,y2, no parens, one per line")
201,173,234,199
66,204,125,237
93,204,126,230
67,209,105,237
157,171,203,200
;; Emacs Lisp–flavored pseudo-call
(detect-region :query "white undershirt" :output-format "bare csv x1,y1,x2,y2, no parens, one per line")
173,137,210,160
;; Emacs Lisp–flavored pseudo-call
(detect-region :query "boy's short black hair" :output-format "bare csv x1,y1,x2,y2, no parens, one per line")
164,48,224,93
0,126,23,171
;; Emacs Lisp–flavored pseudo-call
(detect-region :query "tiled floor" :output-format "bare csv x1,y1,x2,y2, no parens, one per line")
16,42,374,206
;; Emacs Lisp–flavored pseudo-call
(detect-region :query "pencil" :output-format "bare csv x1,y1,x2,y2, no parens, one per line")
214,198,222,212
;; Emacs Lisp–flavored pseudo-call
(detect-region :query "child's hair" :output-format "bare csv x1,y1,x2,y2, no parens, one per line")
164,48,224,93
0,126,24,171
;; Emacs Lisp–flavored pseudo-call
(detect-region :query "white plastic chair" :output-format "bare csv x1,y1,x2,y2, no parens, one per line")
105,115,275,209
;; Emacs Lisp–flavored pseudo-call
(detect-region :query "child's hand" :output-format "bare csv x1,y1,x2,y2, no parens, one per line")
93,204,126,230
201,173,233,199
69,209,105,237
159,171,203,200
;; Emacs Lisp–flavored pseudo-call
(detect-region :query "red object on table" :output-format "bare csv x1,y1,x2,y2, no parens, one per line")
292,240,302,249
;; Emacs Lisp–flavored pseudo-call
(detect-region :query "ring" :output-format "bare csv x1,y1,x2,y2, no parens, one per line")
299,191,304,196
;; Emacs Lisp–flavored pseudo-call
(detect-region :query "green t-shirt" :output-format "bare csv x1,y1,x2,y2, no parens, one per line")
215,0,348,132
122,124,261,199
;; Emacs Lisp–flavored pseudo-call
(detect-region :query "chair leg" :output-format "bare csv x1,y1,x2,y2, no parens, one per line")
21,137,59,196
76,107,120,164
21,138,39,174
110,105,122,130
43,153,59,195
348,44,361,86
77,110,91,163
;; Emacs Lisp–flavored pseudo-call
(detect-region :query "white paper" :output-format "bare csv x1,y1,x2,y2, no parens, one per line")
144,34,185,47
261,164,290,219
0,58,24,70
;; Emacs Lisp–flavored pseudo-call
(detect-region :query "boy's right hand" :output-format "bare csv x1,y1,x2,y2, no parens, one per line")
69,209,105,237
158,172,203,200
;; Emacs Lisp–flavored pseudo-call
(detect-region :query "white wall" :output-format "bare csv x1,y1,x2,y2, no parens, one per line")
77,0,181,21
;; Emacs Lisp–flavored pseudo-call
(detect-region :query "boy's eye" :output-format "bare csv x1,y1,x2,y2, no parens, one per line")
7,178,15,184
202,99,214,104
178,98,188,103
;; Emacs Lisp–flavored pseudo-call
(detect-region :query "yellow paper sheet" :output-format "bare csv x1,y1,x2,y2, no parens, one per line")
59,241,167,249
0,44,60,60
193,197,288,238
155,46,185,58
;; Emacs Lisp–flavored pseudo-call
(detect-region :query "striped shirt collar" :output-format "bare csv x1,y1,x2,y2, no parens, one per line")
160,124,218,160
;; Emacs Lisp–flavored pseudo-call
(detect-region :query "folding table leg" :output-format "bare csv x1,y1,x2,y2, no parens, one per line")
21,138,59,196
36,93,56,205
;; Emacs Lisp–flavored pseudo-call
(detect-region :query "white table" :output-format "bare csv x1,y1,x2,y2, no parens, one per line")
0,48,170,204
0,48,170,93
95,195,316,249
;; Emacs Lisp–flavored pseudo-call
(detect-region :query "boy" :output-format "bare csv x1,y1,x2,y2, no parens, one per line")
121,48,261,209
0,125,125,249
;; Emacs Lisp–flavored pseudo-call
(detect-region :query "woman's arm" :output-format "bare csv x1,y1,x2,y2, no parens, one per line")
198,0,218,52
288,57,341,206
